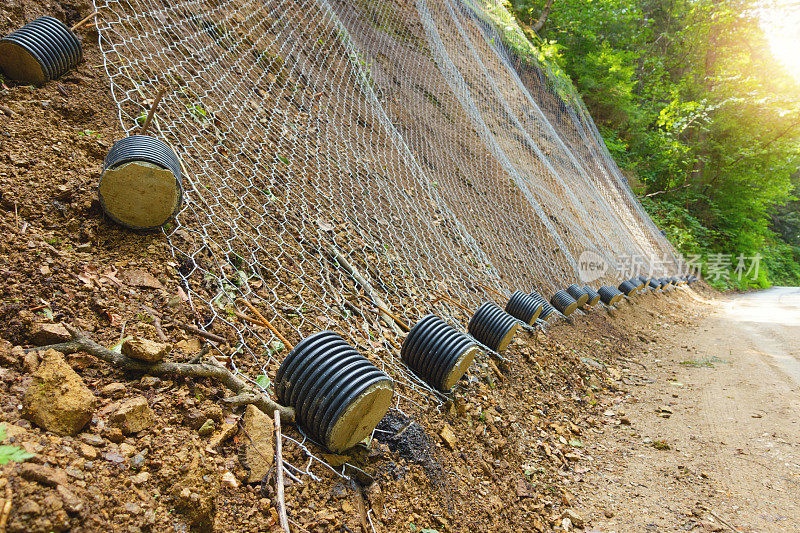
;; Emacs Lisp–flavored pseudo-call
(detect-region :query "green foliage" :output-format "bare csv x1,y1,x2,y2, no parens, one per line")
507,0,800,289
0,424,34,465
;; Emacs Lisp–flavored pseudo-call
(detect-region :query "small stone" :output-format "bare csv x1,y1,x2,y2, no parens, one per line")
561,517,573,531
184,408,206,429
131,451,147,468
202,404,224,423
78,444,98,460
138,376,161,389
19,463,68,486
221,471,238,488
175,338,202,354
562,509,585,528
110,397,155,434
341,501,354,513
30,323,71,345
240,405,274,483
620,417,632,425
121,338,171,363
516,479,533,498
22,350,39,373
100,382,127,397
198,419,215,437
65,467,84,480
604,509,615,518
23,350,98,436
119,443,137,457
102,451,127,464
206,422,237,449
440,423,457,450
102,427,125,443
57,485,84,513
131,472,151,485
79,434,105,447
2,423,28,441
0,340,14,366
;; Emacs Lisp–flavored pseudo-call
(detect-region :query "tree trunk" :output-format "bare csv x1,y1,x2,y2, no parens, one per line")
533,0,555,32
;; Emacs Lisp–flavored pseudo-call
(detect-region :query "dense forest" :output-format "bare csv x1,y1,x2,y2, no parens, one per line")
507,0,800,288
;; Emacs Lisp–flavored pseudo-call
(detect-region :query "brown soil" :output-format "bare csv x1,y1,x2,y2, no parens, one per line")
3,3,783,533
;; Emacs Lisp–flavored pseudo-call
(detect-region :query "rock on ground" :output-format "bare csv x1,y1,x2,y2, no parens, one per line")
240,404,275,483
110,396,156,434
29,322,71,345
121,338,171,363
22,349,97,436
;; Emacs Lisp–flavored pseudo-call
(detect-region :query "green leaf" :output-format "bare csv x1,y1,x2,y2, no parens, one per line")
269,340,285,355
0,424,33,465
0,445,34,465
255,374,271,389
110,336,134,353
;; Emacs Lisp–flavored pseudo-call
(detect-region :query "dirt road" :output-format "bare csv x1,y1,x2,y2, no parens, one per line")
577,287,800,532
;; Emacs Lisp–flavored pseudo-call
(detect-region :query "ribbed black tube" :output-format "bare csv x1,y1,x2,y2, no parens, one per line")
276,331,393,452
505,290,543,325
582,286,601,306
401,314,478,391
529,292,556,320
0,17,82,84
468,302,519,353
566,284,589,306
598,285,623,305
550,290,578,316
618,280,637,296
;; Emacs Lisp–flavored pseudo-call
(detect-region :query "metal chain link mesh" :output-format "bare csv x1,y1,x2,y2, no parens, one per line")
93,0,680,476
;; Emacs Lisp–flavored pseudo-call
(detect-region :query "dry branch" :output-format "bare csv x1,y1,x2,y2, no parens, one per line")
275,410,290,533
238,299,293,351
29,324,294,422
357,295,410,332
70,11,99,31
325,245,402,335
0,479,11,532
139,87,165,136
179,323,226,344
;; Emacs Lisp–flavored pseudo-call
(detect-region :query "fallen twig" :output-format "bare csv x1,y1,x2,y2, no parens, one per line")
357,295,410,332
430,289,471,313
275,410,290,533
70,11,99,31
474,282,506,300
287,519,311,533
325,245,401,336
139,87,165,135
0,479,11,533
618,356,647,370
238,299,293,351
29,324,294,422
707,510,743,533
188,345,212,364
353,485,369,533
180,323,226,344
139,305,167,342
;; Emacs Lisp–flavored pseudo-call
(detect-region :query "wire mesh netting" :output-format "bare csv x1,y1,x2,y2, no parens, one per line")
93,0,682,475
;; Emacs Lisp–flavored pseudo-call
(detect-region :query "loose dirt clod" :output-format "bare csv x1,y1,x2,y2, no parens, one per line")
22,350,97,436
